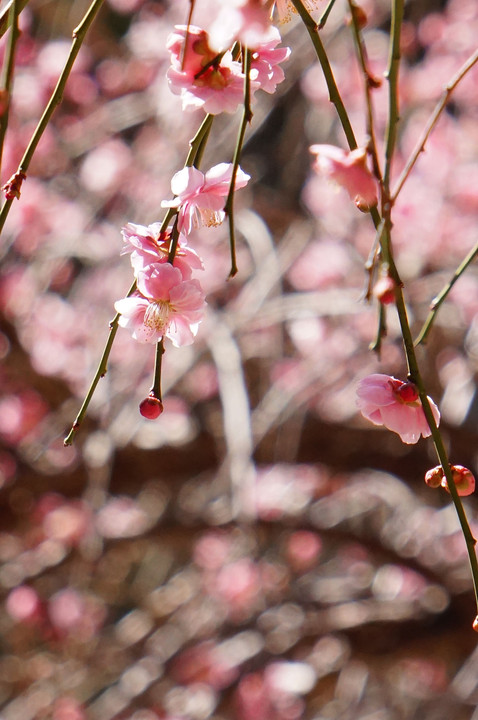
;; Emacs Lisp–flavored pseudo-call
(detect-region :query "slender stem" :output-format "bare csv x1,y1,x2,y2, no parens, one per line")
152,339,165,401
291,0,357,150
0,0,105,237
64,279,137,445
346,0,382,183
415,241,478,346
392,47,478,202
167,215,180,264
318,0,338,29
224,47,253,278
369,302,386,355
0,0,20,177
383,0,403,195
185,113,214,167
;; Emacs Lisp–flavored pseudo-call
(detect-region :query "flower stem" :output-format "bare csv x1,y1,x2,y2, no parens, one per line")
291,0,357,150
185,113,214,168
0,0,20,178
64,280,137,446
0,0,105,237
152,339,165,401
0,0,28,40
225,47,253,278
383,0,403,195
318,0,338,29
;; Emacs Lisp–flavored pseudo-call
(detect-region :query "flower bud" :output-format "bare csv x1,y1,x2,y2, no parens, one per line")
442,465,475,497
396,381,419,404
425,465,443,489
139,393,163,420
373,275,397,305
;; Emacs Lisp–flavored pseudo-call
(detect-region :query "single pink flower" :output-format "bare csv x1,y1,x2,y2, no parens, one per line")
114,263,206,347
251,26,290,94
356,374,440,444
162,163,250,235
121,222,203,279
166,25,248,115
309,144,378,211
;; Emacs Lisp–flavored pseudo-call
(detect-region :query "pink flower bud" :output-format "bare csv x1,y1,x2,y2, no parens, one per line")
424,465,443,489
139,393,163,420
373,275,397,305
442,465,475,497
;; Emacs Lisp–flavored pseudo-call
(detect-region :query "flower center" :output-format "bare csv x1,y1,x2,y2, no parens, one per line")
144,299,172,334
194,207,223,229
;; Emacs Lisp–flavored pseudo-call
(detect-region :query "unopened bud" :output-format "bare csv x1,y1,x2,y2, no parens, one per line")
139,393,163,420
396,381,419,404
425,465,443,489
373,275,397,305
442,465,476,497
346,3,368,29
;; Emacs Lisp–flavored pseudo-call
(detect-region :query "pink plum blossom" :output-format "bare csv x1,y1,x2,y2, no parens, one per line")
166,25,248,114
121,221,203,279
309,144,378,211
356,374,440,444
114,262,206,347
162,163,250,235
251,26,291,94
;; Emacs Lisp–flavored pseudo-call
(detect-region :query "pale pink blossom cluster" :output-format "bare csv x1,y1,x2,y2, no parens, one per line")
166,22,290,114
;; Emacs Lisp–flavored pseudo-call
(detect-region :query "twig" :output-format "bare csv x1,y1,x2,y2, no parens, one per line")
290,0,357,151
0,0,106,237
392,47,478,201
415,240,478,346
0,0,20,177
224,47,253,278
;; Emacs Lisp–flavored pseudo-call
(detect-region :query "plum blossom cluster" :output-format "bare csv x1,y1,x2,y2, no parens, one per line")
167,21,290,114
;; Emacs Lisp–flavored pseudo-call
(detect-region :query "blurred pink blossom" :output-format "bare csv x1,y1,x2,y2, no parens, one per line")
357,374,440,444
208,1,277,52
6,585,44,625
251,26,290,94
162,163,250,235
115,263,206,346
309,144,378,211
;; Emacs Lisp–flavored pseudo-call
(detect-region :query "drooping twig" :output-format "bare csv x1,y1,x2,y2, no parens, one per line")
415,240,478,346
0,0,106,238
392,47,478,202
0,0,20,177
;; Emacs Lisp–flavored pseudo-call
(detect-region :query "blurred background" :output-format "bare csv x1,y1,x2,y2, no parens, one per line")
1,0,478,718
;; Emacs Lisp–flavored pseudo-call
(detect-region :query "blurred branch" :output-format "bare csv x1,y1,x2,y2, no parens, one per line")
392,47,478,201
0,0,20,177
0,0,27,39
0,0,106,237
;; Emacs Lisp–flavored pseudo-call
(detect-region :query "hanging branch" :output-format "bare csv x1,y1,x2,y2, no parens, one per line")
0,0,20,177
224,47,253,278
0,0,106,238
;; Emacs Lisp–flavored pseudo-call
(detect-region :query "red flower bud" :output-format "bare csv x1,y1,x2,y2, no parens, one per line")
139,394,163,420
396,381,419,403
373,275,397,305
442,465,475,497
